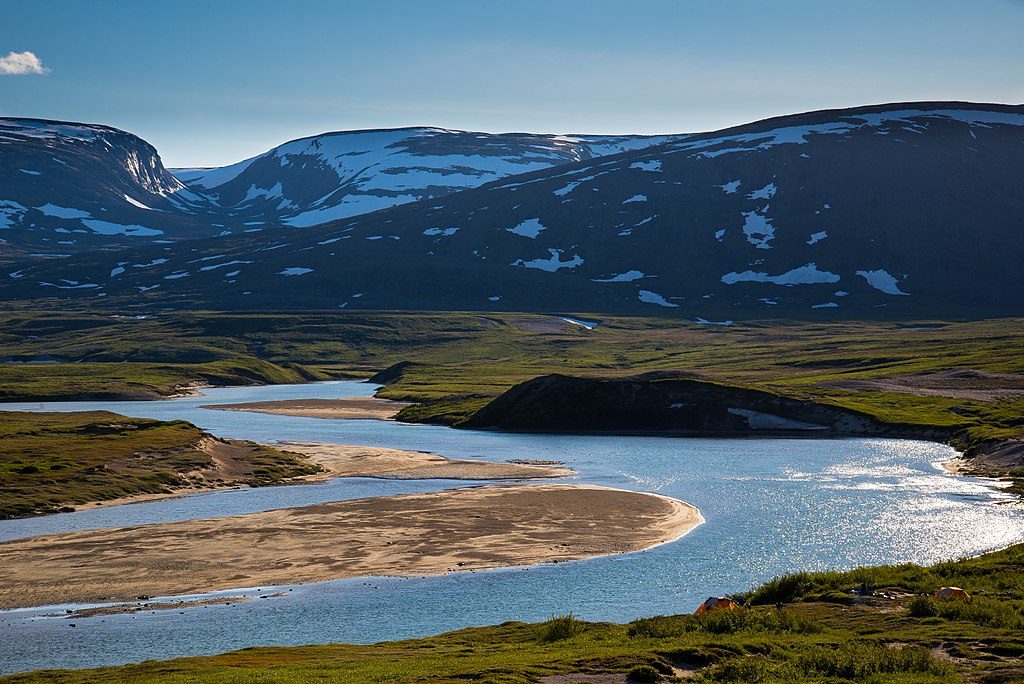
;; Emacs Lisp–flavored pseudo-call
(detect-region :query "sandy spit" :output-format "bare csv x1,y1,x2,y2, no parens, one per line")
0,484,702,610
280,441,574,480
204,397,413,420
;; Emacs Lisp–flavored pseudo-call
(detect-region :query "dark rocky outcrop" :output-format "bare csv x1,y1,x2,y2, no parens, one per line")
462,372,952,440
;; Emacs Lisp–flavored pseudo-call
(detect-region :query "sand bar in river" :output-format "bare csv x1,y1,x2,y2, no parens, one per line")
0,484,702,610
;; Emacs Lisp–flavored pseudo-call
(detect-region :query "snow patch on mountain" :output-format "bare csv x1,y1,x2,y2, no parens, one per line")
857,269,908,295
638,290,678,307
37,203,91,219
199,260,253,272
512,249,583,272
81,220,162,237
553,173,605,197
506,218,546,238
629,160,662,172
722,263,840,286
0,200,27,228
747,183,777,201
741,211,774,249
423,227,459,236
562,317,599,329
284,194,418,227
123,195,156,210
593,270,645,282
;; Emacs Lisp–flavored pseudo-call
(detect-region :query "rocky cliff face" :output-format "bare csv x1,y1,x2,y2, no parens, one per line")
0,118,219,264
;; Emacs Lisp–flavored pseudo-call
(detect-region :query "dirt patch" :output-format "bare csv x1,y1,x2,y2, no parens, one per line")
539,675,627,684
823,369,1024,401
0,484,702,610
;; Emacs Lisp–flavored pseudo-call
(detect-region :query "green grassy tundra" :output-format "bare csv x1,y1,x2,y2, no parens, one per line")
0,411,319,518
2,309,1022,465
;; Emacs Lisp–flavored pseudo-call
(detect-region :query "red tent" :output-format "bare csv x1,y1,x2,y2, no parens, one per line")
695,596,739,615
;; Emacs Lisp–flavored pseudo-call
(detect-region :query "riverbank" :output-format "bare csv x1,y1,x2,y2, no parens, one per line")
0,484,701,611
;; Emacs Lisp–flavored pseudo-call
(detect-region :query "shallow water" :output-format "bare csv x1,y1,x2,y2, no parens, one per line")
1,381,1022,673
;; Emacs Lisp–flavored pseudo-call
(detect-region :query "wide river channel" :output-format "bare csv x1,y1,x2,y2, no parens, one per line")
2,380,1023,673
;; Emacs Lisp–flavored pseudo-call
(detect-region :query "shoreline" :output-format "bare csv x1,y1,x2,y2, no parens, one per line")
0,484,702,611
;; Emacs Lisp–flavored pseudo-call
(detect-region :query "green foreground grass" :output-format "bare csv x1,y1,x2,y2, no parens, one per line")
6,544,1024,683
0,411,319,518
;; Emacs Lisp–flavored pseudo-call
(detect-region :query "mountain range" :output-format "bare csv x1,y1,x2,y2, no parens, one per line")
170,128,682,228
0,119,677,264
2,102,1022,319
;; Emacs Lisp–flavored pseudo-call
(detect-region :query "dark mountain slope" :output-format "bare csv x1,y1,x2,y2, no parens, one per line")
5,102,1023,318
0,118,222,264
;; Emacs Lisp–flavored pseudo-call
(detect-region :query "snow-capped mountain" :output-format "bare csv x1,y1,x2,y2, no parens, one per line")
1,119,679,266
0,118,220,264
170,128,683,228
6,102,1024,318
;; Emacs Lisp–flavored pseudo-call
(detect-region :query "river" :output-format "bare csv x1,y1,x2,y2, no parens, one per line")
1,381,1022,673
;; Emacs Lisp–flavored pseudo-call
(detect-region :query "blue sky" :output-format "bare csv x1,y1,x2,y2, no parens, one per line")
2,0,1022,167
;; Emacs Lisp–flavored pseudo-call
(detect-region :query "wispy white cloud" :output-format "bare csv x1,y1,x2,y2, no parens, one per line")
0,51,49,75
